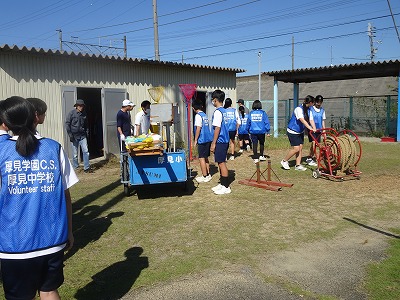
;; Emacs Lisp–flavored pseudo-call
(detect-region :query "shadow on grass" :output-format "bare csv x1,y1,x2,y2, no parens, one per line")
343,217,400,239
65,210,124,261
72,179,122,211
74,246,149,300
133,179,196,200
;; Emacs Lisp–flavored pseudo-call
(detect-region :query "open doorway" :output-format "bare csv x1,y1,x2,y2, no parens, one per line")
77,87,104,159
192,91,207,125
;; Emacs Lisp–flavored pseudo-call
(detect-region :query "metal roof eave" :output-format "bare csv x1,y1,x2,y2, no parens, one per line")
0,44,245,74
265,60,400,83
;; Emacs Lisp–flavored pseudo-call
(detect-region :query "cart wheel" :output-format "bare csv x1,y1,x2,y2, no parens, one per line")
312,169,321,179
123,184,130,196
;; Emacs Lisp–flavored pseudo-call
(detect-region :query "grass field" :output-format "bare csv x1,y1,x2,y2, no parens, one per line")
1,137,399,299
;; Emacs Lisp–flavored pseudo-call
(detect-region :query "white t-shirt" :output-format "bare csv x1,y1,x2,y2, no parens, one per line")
194,114,203,127
212,109,223,128
135,110,151,135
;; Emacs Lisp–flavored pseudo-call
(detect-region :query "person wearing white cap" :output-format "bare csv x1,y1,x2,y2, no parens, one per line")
117,99,135,151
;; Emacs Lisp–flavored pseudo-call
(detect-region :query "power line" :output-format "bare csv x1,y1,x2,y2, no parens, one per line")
386,0,400,43
157,13,399,58
171,26,395,62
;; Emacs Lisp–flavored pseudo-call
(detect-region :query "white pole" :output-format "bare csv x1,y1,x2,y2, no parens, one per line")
258,51,261,101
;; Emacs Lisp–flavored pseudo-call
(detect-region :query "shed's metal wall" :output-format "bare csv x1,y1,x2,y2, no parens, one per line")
0,51,237,149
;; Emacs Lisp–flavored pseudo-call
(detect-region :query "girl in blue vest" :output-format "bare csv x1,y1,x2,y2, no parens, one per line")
223,98,240,161
306,95,326,166
0,96,78,300
237,106,251,153
281,95,316,171
210,90,231,195
246,100,271,163
193,100,213,183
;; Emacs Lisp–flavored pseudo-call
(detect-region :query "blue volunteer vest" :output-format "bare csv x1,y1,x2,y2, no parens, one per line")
309,106,325,130
196,111,213,144
287,106,305,133
238,114,249,135
0,138,68,255
0,133,11,142
212,107,229,143
225,107,238,131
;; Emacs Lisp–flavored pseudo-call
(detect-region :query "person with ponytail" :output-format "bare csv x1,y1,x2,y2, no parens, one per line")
0,96,78,300
0,101,11,142
280,95,316,171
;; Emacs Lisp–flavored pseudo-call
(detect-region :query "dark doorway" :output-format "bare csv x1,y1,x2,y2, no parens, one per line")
192,91,207,124
77,87,104,159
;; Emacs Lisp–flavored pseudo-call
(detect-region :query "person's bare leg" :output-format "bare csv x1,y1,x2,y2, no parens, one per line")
284,146,300,162
295,144,303,165
40,290,60,300
199,157,207,176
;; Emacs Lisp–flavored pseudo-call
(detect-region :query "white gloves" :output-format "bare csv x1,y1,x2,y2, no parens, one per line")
120,134,126,141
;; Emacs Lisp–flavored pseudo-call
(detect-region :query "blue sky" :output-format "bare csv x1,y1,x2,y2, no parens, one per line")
0,0,399,76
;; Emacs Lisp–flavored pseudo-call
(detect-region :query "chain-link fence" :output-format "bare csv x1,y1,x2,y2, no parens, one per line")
243,95,398,137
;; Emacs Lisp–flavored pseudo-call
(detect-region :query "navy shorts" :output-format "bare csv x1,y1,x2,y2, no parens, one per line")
287,131,304,146
214,143,229,163
197,142,211,158
308,131,322,143
228,131,236,141
1,250,65,300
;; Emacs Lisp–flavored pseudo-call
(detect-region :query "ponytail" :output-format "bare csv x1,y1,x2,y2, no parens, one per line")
302,95,315,122
0,96,38,157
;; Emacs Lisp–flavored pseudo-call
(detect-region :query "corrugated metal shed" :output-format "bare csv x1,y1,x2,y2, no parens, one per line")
0,44,244,157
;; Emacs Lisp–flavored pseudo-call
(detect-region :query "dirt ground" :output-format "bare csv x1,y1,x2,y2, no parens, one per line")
121,224,397,300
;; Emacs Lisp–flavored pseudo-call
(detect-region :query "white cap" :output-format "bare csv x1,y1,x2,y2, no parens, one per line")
122,99,135,107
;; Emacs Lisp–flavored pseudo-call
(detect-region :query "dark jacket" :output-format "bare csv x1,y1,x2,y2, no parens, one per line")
65,109,88,139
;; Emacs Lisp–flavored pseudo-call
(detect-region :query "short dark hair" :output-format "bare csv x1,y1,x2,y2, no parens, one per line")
141,100,151,108
211,90,225,103
252,100,262,110
224,98,232,109
192,100,203,111
315,95,324,103
26,98,47,115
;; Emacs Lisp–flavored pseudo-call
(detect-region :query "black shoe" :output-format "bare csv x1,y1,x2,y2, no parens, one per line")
84,168,93,173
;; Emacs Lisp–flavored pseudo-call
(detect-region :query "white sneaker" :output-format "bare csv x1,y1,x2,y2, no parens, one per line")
203,174,212,182
229,156,235,161
253,159,259,164
259,155,267,161
246,145,250,151
280,160,290,170
295,165,307,171
305,157,313,164
195,176,206,183
238,149,244,153
212,184,224,192
214,186,232,195
307,160,317,167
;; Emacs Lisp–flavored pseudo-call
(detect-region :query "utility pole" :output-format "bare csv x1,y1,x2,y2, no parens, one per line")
258,51,261,101
152,0,160,61
368,23,377,61
291,36,294,70
57,29,62,51
123,36,127,58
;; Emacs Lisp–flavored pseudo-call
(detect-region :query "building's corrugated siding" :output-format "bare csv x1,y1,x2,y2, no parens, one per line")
1,51,237,149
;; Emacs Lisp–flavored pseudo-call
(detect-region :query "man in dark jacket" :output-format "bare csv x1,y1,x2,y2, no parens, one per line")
65,99,91,172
